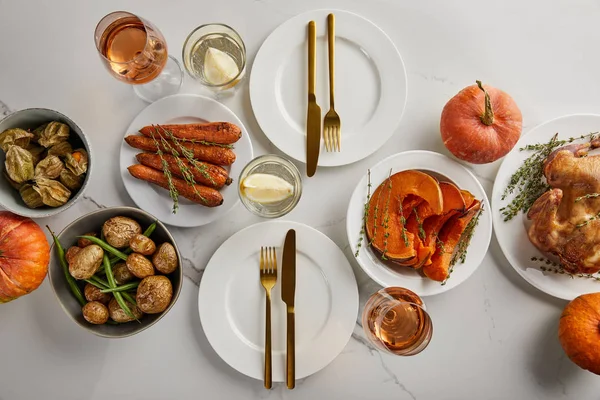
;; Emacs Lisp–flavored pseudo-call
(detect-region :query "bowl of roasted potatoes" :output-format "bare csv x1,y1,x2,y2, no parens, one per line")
48,206,182,338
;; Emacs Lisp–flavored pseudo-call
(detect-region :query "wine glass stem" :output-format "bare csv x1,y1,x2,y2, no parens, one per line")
133,55,183,102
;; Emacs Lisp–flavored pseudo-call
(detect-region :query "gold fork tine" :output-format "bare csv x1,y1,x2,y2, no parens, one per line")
272,247,277,275
260,247,264,272
336,126,341,152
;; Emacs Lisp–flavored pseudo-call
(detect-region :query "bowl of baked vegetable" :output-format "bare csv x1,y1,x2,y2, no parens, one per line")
47,206,182,338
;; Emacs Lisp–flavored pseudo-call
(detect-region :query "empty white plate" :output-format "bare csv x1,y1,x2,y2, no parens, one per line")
250,9,407,167
198,220,358,381
120,94,253,227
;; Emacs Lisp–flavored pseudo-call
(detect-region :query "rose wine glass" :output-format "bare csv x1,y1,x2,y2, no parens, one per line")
94,11,183,102
362,287,433,356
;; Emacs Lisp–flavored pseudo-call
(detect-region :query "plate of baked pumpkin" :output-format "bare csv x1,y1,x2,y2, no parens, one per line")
347,150,492,296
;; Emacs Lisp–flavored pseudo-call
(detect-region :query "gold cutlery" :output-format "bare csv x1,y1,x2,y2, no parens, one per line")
281,229,296,389
324,13,341,152
306,20,321,177
259,246,277,389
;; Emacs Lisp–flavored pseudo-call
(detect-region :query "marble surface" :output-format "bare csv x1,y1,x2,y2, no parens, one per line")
1,0,600,399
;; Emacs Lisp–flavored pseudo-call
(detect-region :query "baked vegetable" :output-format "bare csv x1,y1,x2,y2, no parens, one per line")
139,122,241,145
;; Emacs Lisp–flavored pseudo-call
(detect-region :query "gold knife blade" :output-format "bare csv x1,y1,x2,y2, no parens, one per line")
306,20,321,178
281,229,296,389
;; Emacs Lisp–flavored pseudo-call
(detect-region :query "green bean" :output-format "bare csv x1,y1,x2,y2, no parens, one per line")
100,282,139,293
104,254,138,322
109,221,157,265
85,276,108,289
79,236,128,261
121,292,137,306
47,226,86,307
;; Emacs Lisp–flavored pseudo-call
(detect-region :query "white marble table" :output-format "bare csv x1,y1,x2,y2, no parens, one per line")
2,0,600,399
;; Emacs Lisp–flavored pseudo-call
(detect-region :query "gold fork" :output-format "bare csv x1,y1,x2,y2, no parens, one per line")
260,246,277,389
324,13,341,152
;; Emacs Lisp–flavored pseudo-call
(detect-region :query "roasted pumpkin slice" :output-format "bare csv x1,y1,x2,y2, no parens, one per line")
366,170,443,261
405,181,467,268
423,200,481,282
460,189,476,209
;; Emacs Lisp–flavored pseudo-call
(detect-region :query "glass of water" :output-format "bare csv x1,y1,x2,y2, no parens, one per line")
238,155,302,218
182,24,246,92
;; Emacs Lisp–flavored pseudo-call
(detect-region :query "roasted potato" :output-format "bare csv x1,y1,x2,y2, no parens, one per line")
82,301,109,324
112,262,135,285
102,216,142,248
129,234,156,256
65,246,81,265
84,283,111,304
77,232,97,248
136,275,173,314
152,243,178,274
108,297,143,323
126,253,155,279
68,244,103,280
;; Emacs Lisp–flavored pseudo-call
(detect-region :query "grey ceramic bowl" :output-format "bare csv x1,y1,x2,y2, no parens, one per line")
0,108,92,218
48,207,183,338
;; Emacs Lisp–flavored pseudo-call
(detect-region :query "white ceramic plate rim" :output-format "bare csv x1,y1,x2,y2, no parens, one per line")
198,220,359,381
347,150,492,296
249,9,407,167
492,114,600,300
119,94,253,227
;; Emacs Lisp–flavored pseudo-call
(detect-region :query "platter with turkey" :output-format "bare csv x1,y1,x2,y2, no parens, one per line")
347,150,492,296
493,114,600,300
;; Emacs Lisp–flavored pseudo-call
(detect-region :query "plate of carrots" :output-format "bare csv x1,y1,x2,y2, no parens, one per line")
120,94,253,227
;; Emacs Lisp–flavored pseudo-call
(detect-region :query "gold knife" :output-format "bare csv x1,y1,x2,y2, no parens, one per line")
306,21,321,178
281,229,296,389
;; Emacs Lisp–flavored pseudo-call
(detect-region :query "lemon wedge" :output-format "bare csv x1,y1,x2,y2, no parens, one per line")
204,47,239,85
241,174,294,204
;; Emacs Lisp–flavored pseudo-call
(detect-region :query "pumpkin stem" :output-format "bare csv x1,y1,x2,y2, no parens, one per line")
476,80,494,126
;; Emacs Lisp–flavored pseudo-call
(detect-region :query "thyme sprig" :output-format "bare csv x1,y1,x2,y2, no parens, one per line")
576,211,600,228
398,197,409,247
442,204,485,285
148,129,179,213
381,170,393,261
500,132,599,221
531,256,600,281
355,170,372,257
157,126,217,187
413,208,426,240
575,193,600,202
153,128,209,206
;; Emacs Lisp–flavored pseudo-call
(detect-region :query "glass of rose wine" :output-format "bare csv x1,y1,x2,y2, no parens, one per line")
362,287,433,356
94,11,183,102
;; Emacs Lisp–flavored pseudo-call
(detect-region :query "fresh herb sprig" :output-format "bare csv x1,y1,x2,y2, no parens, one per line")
355,170,372,257
148,129,179,213
500,132,599,221
442,204,484,285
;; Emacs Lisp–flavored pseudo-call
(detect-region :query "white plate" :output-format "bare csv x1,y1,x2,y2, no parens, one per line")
493,114,600,300
198,220,358,381
250,9,407,167
347,151,492,296
120,94,253,227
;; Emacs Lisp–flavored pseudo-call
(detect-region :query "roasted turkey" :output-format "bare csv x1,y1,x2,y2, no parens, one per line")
527,139,600,274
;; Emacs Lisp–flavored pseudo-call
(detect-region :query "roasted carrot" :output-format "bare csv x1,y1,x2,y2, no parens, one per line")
125,135,236,166
127,164,223,207
135,153,232,189
139,122,242,144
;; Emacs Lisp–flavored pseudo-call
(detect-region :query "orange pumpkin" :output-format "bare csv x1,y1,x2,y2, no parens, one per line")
559,293,600,375
0,212,50,303
366,170,443,262
440,80,522,164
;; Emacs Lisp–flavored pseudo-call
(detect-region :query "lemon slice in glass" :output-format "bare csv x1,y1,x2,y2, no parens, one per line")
204,47,239,85
240,173,294,204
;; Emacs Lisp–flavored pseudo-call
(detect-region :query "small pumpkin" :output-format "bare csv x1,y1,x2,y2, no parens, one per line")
440,80,522,164
559,293,600,375
0,211,50,303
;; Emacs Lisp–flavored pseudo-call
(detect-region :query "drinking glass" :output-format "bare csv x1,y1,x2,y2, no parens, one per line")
94,11,183,102
182,23,246,92
238,155,302,218
362,287,433,356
